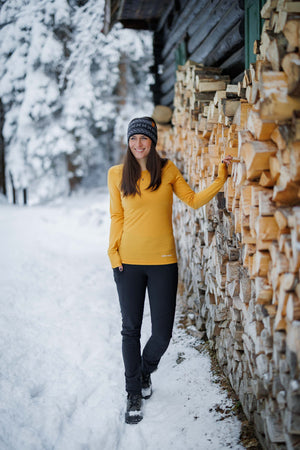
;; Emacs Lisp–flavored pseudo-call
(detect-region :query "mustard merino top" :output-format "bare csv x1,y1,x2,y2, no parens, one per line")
107,159,228,268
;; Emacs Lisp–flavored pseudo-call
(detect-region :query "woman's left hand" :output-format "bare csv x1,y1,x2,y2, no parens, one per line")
222,155,233,167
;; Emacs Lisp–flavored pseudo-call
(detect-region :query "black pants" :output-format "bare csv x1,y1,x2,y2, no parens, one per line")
113,263,178,394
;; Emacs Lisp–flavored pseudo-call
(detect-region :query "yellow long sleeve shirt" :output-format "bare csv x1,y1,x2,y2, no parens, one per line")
107,159,228,268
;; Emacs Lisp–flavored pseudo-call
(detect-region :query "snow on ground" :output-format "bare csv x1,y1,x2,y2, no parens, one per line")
0,188,245,450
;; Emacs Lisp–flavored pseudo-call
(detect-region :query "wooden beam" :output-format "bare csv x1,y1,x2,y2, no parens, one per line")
191,19,244,67
188,0,243,54
160,0,207,57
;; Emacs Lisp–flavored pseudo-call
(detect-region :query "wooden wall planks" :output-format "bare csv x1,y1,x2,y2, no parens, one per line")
153,0,245,106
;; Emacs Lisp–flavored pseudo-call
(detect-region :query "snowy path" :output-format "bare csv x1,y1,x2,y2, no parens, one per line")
0,190,245,450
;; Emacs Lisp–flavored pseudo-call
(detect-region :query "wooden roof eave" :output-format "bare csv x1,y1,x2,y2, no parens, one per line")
103,0,169,34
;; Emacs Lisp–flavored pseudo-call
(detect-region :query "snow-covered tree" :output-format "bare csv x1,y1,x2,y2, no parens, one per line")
0,0,153,204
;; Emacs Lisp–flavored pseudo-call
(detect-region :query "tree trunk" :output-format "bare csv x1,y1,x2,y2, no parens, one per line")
23,188,27,205
0,99,6,196
9,172,16,204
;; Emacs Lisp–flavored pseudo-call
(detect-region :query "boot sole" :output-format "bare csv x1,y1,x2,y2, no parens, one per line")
125,413,143,424
142,392,152,399
141,386,152,399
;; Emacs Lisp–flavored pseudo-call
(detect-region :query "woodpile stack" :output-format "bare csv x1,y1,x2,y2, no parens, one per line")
158,1,300,448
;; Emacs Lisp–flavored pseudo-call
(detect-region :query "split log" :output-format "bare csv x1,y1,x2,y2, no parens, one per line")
274,208,292,231
255,277,273,304
259,171,275,187
261,0,278,19
259,71,288,101
283,19,300,51
196,80,228,92
290,141,300,182
265,32,288,72
269,156,281,182
286,293,300,321
258,190,277,216
281,53,300,95
273,169,300,205
256,216,279,250
247,109,276,141
270,126,287,151
240,140,277,180
260,93,300,121
254,250,271,277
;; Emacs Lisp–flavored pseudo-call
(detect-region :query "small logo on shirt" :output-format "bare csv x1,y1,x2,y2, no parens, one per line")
161,254,173,257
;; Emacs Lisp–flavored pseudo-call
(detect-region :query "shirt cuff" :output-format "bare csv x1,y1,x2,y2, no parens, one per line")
108,251,122,268
218,162,228,180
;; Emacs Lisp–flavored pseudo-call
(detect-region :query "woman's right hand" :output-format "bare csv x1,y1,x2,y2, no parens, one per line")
118,265,123,272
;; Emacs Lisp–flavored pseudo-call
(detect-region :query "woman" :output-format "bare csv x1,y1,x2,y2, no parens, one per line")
107,116,232,424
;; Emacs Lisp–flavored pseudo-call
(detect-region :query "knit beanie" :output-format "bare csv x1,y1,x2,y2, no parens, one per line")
127,117,157,145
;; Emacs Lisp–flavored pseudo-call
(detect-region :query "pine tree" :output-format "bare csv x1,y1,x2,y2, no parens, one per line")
0,0,153,203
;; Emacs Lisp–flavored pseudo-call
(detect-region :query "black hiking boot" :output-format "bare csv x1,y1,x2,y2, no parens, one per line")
125,393,143,424
141,372,152,399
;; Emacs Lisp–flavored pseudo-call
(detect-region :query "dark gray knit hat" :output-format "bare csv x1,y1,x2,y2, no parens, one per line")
127,117,157,145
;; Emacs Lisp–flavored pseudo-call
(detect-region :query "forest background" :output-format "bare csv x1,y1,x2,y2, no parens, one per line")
0,0,153,205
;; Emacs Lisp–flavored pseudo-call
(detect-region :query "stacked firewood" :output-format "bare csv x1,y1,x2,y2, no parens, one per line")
158,1,300,448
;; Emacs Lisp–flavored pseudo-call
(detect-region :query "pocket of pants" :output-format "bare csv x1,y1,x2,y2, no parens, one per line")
113,267,122,283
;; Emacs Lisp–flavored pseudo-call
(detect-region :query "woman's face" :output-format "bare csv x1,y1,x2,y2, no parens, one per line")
129,134,152,163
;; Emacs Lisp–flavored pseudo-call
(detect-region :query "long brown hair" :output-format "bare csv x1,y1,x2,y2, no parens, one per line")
121,142,168,196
